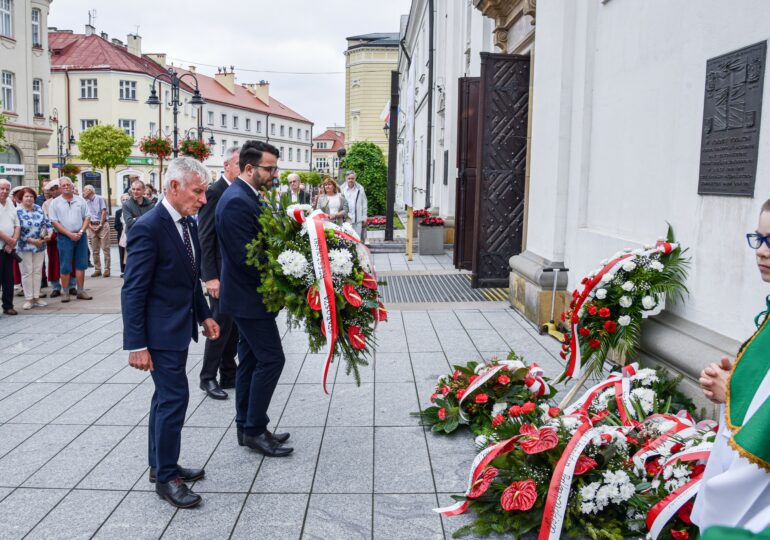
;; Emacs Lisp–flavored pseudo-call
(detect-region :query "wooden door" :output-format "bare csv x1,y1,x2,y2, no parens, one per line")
453,77,480,271
471,53,530,288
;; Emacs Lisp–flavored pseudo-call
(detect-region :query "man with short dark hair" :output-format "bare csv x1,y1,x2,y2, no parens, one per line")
123,179,154,236
216,140,292,457
198,146,241,400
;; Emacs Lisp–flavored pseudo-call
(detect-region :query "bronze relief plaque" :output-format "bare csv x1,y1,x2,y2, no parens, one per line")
698,41,766,197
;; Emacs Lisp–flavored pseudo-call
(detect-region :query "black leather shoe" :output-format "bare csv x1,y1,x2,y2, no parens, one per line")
50,289,61,298
149,466,205,484
242,432,293,457
237,426,290,446
200,379,227,400
219,377,236,389
155,478,202,508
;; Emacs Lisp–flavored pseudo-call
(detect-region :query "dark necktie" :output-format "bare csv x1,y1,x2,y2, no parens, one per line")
179,218,195,270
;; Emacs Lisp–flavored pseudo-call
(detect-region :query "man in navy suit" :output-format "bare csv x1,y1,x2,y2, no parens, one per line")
217,140,292,457
122,157,220,509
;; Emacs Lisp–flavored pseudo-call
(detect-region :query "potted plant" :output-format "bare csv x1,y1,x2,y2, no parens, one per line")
179,138,212,162
139,134,172,188
412,208,430,237
418,216,445,255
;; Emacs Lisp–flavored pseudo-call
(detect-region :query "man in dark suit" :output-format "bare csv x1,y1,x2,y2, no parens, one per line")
122,157,220,509
216,140,292,457
284,172,311,205
197,146,241,400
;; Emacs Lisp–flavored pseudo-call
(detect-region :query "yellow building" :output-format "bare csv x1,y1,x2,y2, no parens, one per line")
344,33,399,159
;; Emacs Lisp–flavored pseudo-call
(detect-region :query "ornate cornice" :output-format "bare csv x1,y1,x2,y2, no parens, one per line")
474,0,536,51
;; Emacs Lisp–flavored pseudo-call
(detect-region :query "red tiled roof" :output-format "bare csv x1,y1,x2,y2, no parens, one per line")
313,129,345,152
174,67,311,124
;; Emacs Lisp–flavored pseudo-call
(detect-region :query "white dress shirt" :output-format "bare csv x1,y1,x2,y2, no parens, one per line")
162,197,196,263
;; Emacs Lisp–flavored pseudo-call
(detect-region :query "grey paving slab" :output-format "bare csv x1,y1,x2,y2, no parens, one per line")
302,493,372,539
0,423,41,459
25,489,125,540
11,382,99,424
93,491,175,540
230,493,307,539
0,381,23,402
455,310,494,330
0,354,47,380
1,352,78,382
78,426,147,490
185,394,236,427
36,352,110,383
425,431,479,493
95,382,153,426
314,427,373,493
177,426,228,476
0,486,10,503
0,424,86,487
193,427,261,493
374,493,444,540
71,352,131,384
278,352,307,385
52,383,135,425
374,352,414,383
251,427,323,493
375,382,420,426
162,492,246,539
23,425,132,488
279,384,333,427
374,426,435,493
327,382,374,426
468,329,511,352
295,352,339,384
0,487,68,539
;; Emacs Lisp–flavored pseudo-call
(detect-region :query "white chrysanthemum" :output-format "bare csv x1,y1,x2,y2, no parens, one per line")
276,250,310,279
622,261,637,272
622,281,636,292
595,288,607,300
651,479,661,490
619,296,633,308
631,387,656,414
663,466,673,480
328,248,354,276
650,261,665,272
632,368,659,386
560,416,582,434
632,248,645,256
642,295,656,310
672,465,690,479
600,272,615,284
581,482,599,502
581,501,597,515
491,402,508,416
618,315,632,326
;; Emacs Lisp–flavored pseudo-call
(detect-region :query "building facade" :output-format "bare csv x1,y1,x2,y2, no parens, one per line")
313,127,345,179
344,33,399,159
0,0,53,188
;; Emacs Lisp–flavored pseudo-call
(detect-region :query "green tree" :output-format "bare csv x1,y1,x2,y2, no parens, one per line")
279,170,323,186
0,100,7,151
77,124,133,212
340,141,387,216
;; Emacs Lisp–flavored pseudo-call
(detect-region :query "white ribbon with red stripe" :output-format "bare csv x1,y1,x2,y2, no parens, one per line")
564,363,638,424
524,363,551,397
457,360,525,421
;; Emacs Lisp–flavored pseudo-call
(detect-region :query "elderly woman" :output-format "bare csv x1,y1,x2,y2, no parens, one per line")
692,199,770,533
314,177,349,225
15,187,51,309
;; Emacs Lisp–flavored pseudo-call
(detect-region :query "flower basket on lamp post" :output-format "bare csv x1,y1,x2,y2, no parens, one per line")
179,138,212,162
139,134,173,190
418,216,445,255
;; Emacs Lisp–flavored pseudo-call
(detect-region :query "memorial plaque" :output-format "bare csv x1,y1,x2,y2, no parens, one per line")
698,41,766,197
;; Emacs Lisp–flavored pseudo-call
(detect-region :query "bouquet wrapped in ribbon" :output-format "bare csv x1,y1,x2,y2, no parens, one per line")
247,200,386,391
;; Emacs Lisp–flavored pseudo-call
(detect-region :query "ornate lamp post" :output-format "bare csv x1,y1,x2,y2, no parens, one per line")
146,68,206,158
50,108,76,168
184,127,216,146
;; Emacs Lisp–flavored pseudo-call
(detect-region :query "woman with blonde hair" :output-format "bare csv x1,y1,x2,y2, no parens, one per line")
314,176,349,225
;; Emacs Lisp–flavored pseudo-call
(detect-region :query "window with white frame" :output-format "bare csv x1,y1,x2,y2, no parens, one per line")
118,119,135,138
233,116,239,129
119,80,136,100
280,146,284,159
80,119,98,131
207,111,214,125
245,118,251,131
257,120,262,133
305,129,310,140
149,122,156,136
316,141,327,149
333,157,339,169
280,125,285,137
232,140,238,149
164,90,170,108
80,79,98,99
288,148,293,161
305,149,309,163
315,157,327,170
31,8,41,46
288,126,293,138
32,78,42,116
0,0,11,38
221,139,226,156
270,123,275,135
221,113,227,127
1,71,13,112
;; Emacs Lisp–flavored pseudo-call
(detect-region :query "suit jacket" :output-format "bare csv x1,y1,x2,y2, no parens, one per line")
198,176,230,281
121,203,211,351
285,189,310,205
216,178,274,319
114,208,124,238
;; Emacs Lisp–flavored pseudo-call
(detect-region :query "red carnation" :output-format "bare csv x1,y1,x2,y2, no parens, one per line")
307,287,321,311
548,407,561,418
456,389,466,400
670,443,684,454
588,339,601,349
437,408,447,420
430,393,437,403
492,414,506,428
468,375,479,385
521,401,536,414
500,479,538,511
518,424,559,454
452,370,462,380
677,500,694,525
571,314,579,324
497,375,511,385
603,320,618,333
671,530,689,540
508,405,522,417
467,467,498,499
441,385,450,396
598,307,611,318
342,284,363,307
475,393,489,404
578,327,591,337
588,305,598,316
574,454,598,476
347,326,366,350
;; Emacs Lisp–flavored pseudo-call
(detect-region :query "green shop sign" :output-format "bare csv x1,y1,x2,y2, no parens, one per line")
126,157,156,166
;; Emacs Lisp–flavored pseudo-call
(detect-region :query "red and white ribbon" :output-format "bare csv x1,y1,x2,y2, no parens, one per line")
457,360,525,421
564,363,638,425
524,363,551,397
631,411,697,468
646,475,703,539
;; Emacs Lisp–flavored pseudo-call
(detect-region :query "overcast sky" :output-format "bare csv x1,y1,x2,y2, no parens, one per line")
48,0,412,131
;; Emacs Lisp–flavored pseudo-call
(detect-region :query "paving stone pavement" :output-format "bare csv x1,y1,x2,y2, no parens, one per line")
0,297,566,539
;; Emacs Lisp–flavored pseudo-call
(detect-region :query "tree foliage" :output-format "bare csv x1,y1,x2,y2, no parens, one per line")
0,100,6,152
340,141,387,216
280,169,323,186
77,124,133,171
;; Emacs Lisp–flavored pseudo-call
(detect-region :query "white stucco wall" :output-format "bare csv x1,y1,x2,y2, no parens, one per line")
527,0,770,341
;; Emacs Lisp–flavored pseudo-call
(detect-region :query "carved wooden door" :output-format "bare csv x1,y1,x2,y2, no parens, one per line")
453,77,480,271
471,53,530,288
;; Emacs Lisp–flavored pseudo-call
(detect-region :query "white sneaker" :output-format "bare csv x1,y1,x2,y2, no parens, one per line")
33,299,47,307
22,301,33,310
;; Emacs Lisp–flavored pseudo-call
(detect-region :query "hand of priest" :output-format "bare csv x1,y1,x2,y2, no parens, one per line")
699,355,732,404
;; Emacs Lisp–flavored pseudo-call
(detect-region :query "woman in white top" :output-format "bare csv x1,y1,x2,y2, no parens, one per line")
314,177,349,225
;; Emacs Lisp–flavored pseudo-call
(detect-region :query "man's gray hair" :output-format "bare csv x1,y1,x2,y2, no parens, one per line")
345,170,357,178
82,184,95,193
287,173,300,182
166,157,209,186
0,178,11,188
224,145,240,163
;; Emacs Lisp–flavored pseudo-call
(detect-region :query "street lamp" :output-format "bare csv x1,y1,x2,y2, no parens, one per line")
50,108,76,169
184,127,216,147
146,67,205,158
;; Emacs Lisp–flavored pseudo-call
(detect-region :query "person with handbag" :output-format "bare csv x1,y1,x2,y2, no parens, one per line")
15,187,51,309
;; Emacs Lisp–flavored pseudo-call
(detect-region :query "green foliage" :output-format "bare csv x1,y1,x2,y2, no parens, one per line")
279,170,323,186
0,104,6,152
340,141,387,216
77,124,134,170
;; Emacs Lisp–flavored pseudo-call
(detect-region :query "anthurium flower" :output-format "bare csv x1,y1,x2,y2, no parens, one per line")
574,454,598,476
492,414,506,428
347,326,366,350
372,301,388,322
500,479,537,511
518,424,559,454
342,284,363,307
362,273,378,290
467,467,499,498
307,287,321,311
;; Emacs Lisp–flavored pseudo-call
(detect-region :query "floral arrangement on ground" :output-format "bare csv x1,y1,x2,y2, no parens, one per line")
247,196,387,388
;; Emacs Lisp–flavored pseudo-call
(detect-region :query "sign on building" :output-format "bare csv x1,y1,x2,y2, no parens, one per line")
698,41,766,197
0,164,25,175
126,157,156,166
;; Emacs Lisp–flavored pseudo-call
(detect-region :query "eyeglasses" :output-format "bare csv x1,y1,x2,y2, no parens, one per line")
255,165,279,175
746,233,770,250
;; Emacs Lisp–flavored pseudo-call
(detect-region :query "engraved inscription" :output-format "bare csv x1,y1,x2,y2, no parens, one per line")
698,41,766,197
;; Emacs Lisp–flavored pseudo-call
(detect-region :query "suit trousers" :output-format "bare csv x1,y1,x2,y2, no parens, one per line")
148,348,189,483
199,296,238,383
233,316,285,436
0,251,13,310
